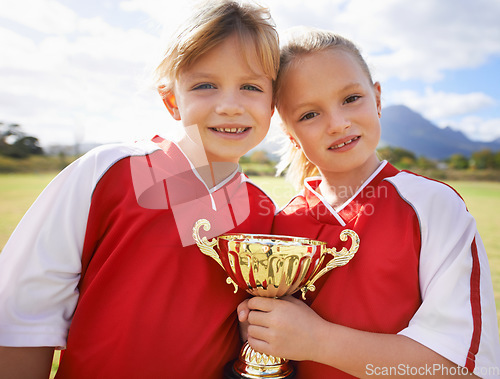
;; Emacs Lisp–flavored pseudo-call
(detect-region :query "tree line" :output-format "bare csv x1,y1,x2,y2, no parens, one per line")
0,122,43,158
377,146,500,170
2,122,500,174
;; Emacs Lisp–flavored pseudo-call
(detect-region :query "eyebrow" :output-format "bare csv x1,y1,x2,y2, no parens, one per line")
291,81,364,110
183,72,268,82
339,82,364,92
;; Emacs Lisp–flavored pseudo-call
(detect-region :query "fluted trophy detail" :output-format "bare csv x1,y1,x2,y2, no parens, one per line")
193,219,360,379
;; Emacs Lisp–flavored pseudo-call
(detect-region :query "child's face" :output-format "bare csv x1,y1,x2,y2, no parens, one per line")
167,34,274,163
278,49,381,178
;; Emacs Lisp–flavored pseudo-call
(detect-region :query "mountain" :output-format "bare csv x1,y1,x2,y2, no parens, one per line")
380,105,500,160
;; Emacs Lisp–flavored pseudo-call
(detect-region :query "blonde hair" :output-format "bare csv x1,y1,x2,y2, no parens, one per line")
154,0,279,90
275,28,374,189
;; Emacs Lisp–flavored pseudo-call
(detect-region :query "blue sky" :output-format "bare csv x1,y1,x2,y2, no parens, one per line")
1,0,500,147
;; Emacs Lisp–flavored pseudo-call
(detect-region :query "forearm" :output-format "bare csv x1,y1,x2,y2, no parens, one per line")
0,346,54,379
243,297,478,377
314,323,478,378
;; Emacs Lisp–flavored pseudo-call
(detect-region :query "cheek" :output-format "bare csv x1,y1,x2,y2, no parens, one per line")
256,100,273,118
252,91,273,110
294,126,320,146
255,99,271,115
179,98,207,121
368,118,381,141
254,105,274,129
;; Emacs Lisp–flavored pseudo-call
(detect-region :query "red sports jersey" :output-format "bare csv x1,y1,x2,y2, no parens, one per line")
272,161,499,379
0,137,275,378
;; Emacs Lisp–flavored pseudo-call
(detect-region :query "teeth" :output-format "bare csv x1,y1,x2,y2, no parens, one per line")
330,136,359,149
214,127,247,133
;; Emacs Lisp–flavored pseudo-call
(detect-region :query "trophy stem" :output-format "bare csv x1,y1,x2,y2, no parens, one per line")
225,341,295,379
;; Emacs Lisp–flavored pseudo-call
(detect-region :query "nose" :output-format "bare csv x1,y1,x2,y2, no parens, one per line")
215,90,244,116
327,110,351,134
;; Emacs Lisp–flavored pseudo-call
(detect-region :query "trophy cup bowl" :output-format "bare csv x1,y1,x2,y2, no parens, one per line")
193,219,360,379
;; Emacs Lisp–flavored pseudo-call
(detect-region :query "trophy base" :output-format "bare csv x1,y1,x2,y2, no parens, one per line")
223,361,245,379
224,361,296,379
223,342,296,379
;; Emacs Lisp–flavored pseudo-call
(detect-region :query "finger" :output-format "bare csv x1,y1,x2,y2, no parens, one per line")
247,308,277,328
247,296,280,312
237,299,250,322
281,295,309,310
281,295,303,305
238,309,248,322
238,319,249,341
247,324,270,342
247,335,272,357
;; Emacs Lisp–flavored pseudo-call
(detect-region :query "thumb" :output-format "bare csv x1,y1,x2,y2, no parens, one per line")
237,298,250,322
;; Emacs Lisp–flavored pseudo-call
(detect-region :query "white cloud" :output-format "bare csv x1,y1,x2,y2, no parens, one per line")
0,0,78,34
442,116,500,142
119,0,196,38
266,0,500,82
385,88,496,120
76,17,161,64
0,27,39,69
2,0,500,147
0,2,167,146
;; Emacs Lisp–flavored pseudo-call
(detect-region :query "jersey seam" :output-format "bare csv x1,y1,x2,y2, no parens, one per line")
382,175,423,253
90,148,162,199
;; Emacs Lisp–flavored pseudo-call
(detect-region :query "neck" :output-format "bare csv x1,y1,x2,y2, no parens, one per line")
197,162,239,188
318,155,381,209
176,135,238,188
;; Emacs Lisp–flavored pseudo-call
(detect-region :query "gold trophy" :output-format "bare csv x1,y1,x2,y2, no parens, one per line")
192,219,360,379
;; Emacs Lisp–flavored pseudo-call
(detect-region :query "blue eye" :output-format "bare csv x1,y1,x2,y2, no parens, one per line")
299,112,319,121
193,83,215,90
241,84,262,92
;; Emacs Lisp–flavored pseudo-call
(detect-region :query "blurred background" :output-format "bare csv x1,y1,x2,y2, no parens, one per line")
1,0,499,151
1,2,499,375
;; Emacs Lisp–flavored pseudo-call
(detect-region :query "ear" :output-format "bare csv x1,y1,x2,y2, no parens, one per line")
286,132,300,149
158,85,181,120
277,120,296,146
373,82,382,115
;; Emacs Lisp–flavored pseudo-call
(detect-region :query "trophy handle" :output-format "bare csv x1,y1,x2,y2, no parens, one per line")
192,219,239,293
300,229,360,300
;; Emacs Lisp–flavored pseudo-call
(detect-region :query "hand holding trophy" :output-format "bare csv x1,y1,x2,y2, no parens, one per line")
193,219,360,379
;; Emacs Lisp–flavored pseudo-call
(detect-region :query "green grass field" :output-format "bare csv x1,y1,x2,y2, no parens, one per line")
0,172,499,376
1,173,499,313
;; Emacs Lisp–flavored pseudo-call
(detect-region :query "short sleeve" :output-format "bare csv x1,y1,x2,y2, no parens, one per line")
0,142,156,348
0,160,91,347
388,173,500,377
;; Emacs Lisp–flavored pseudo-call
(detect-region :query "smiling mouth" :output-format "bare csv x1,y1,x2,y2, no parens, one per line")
211,127,249,134
329,136,360,150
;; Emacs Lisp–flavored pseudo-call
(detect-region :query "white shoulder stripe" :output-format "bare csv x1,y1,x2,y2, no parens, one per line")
389,172,500,370
75,140,161,197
